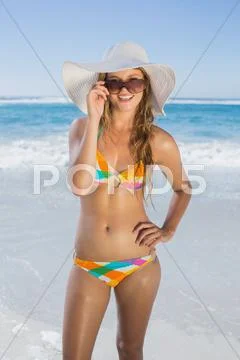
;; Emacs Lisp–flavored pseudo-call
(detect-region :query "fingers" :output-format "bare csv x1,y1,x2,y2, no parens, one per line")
133,221,174,249
89,81,110,101
135,226,156,244
134,221,154,247
139,233,162,248
136,228,160,246
143,233,161,247
92,81,110,96
148,238,162,248
132,221,153,234
91,88,108,101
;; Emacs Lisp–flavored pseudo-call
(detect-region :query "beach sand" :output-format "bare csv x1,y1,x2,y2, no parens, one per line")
0,166,240,359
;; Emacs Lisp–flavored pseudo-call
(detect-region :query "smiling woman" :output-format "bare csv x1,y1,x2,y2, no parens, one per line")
95,66,156,200
61,41,192,359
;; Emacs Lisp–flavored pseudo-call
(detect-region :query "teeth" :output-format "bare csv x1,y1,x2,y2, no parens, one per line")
119,96,133,100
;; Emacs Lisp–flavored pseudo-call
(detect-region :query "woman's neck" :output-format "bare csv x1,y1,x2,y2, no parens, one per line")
110,109,136,131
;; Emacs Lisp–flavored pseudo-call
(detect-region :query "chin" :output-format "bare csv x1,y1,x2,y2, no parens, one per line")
118,100,141,110
118,105,138,113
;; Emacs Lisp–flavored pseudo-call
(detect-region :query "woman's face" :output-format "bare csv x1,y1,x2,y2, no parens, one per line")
105,68,145,113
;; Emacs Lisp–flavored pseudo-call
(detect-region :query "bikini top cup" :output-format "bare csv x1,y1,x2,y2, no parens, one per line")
96,126,144,190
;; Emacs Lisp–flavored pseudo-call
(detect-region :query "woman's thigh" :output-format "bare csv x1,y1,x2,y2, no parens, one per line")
62,265,111,360
114,255,161,355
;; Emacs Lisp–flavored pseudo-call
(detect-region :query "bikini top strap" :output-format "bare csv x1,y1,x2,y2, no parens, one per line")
97,125,103,140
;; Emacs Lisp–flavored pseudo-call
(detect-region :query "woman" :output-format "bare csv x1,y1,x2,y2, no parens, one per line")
62,41,192,359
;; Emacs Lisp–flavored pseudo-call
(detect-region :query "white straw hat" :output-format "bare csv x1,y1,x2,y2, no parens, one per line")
62,41,176,116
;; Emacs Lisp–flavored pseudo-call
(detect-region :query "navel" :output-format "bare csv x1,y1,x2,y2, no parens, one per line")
105,225,110,232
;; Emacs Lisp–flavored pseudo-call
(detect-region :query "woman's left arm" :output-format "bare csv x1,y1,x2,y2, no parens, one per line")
157,130,192,235
133,129,192,247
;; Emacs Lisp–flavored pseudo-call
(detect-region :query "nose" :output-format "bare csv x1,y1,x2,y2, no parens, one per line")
118,85,131,95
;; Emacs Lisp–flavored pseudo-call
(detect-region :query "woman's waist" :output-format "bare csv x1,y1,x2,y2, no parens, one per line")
76,212,149,235
74,236,156,261
74,220,154,260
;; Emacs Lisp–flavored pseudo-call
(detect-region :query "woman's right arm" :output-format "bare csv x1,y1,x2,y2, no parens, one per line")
67,80,109,195
68,117,99,194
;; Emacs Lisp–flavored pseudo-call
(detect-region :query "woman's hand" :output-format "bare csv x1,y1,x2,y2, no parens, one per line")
132,221,175,249
86,80,109,121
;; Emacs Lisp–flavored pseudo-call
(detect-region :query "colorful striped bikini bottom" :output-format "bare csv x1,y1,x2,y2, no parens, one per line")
73,249,157,288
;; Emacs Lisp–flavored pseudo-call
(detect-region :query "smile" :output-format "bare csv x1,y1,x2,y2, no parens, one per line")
118,95,134,102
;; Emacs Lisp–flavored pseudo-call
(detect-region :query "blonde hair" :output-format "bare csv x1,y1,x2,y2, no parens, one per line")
97,67,156,210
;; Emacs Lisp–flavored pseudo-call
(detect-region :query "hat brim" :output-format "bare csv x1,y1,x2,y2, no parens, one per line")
62,60,176,116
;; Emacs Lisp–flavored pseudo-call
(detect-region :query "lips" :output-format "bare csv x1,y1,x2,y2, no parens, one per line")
118,95,134,102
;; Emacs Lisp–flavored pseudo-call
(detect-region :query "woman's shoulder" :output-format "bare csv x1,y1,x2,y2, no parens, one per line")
150,124,180,163
68,116,88,138
69,116,88,131
151,124,176,147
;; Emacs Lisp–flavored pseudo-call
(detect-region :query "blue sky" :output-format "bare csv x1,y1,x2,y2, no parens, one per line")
1,0,239,98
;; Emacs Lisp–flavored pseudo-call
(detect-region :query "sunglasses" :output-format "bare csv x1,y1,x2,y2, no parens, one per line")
104,78,147,94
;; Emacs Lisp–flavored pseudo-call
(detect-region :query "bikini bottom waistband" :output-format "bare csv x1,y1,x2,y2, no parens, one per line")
72,247,157,263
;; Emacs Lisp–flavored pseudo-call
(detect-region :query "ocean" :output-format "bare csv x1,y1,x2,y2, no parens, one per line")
0,97,240,359
1,97,240,170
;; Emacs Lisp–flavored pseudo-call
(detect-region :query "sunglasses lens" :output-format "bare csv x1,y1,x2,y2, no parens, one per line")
105,80,121,93
128,79,146,93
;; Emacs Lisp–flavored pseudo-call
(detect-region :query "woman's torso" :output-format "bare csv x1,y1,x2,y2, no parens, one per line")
73,122,153,261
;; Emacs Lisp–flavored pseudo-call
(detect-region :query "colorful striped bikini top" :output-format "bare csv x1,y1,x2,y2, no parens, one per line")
96,126,144,191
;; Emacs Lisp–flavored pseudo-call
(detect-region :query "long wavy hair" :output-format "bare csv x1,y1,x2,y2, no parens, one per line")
97,67,156,210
